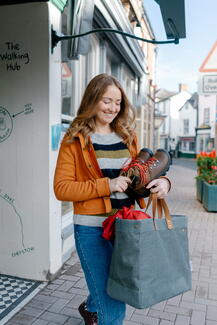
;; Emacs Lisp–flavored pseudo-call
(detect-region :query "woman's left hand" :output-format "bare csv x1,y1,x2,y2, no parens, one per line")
146,178,170,199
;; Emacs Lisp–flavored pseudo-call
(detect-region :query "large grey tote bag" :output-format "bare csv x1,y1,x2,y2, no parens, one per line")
107,195,192,309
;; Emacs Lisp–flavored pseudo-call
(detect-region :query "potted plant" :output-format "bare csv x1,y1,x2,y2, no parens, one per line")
196,151,217,205
202,161,217,212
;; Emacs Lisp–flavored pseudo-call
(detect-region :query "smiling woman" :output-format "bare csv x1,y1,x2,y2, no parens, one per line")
66,73,135,147
54,73,171,325
94,86,122,133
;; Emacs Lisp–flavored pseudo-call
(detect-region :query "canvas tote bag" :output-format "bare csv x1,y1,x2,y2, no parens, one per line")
107,194,192,309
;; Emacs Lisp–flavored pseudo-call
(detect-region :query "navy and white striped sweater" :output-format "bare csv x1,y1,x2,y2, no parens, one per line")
73,132,135,227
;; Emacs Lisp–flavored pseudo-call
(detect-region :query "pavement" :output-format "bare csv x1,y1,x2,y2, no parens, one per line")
6,159,217,325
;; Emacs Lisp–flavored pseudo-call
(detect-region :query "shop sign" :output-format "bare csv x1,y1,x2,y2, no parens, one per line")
202,75,217,93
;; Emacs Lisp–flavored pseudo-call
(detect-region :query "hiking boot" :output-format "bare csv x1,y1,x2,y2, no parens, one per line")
121,147,153,178
121,148,153,198
78,301,98,325
123,149,170,198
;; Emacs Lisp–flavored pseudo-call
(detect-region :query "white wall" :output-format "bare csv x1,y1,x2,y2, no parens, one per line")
170,92,191,141
0,2,62,281
198,94,217,138
179,103,197,136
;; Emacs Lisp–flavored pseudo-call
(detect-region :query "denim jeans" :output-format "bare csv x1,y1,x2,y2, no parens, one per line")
74,224,126,325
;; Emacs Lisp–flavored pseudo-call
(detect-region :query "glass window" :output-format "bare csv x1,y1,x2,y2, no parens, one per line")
183,119,189,134
199,137,204,152
182,141,187,150
61,63,74,116
204,108,210,125
189,141,195,151
162,121,166,134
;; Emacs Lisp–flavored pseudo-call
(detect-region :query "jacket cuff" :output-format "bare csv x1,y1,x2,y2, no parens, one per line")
159,176,171,192
96,177,111,197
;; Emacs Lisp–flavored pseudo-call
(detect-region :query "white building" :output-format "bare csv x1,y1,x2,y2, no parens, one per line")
155,85,191,152
178,93,198,158
0,0,156,281
197,41,217,153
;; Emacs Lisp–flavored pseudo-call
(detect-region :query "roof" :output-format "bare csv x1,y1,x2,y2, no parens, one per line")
188,92,199,108
179,92,198,111
155,88,177,102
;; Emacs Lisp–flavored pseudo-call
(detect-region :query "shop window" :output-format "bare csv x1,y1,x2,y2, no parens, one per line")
61,8,101,216
182,141,188,151
86,36,100,83
189,141,195,151
199,137,204,152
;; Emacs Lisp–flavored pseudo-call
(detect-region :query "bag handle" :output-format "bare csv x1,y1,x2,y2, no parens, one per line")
146,193,173,230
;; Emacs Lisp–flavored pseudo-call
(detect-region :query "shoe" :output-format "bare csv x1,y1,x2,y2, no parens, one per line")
123,149,170,198
121,148,153,198
78,301,98,325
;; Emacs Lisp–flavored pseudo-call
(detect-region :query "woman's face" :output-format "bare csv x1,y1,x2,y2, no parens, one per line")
94,85,122,128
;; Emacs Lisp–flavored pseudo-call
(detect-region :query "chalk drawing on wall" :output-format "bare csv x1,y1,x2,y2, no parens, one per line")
0,189,35,257
0,41,30,72
0,106,13,143
13,103,34,118
0,189,25,248
0,104,34,143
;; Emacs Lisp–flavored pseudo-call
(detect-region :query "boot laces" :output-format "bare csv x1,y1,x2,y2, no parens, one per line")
122,157,158,187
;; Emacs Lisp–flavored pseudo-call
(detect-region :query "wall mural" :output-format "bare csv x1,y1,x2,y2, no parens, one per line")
0,188,35,257
0,44,35,256
0,106,13,143
0,104,34,143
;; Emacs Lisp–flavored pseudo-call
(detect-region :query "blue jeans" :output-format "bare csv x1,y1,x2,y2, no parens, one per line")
74,224,126,325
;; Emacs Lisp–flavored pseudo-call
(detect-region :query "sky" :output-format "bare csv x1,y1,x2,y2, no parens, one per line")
143,0,217,94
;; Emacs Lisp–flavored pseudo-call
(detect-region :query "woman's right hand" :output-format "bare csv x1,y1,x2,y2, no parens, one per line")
109,176,131,193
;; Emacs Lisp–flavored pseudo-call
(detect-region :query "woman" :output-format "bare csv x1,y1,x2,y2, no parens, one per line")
54,74,170,325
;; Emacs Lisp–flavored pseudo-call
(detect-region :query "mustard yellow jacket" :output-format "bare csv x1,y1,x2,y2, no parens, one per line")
54,132,146,214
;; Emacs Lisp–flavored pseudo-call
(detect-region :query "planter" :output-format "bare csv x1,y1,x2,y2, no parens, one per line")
196,178,204,202
202,182,217,212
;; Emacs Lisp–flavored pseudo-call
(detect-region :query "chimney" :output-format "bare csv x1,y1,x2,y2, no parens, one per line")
179,83,188,92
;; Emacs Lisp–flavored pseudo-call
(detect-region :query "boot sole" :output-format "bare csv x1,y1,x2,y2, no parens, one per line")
151,149,171,179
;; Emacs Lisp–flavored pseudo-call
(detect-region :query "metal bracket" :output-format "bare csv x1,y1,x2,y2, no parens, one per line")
51,27,179,53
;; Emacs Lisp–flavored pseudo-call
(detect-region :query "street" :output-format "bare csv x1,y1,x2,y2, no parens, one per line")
6,159,217,325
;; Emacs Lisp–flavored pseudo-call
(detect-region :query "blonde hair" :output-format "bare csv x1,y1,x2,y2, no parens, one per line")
67,73,136,147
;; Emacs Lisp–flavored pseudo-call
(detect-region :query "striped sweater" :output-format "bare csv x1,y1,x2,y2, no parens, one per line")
73,132,135,227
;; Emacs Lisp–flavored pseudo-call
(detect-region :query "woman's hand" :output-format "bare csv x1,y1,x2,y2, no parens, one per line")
146,178,170,199
109,176,131,193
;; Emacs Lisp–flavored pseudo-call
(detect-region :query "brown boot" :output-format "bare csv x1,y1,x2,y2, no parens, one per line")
78,301,98,325
123,149,170,198
121,148,153,198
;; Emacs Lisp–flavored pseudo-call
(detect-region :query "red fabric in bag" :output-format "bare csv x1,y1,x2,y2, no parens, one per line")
102,206,151,240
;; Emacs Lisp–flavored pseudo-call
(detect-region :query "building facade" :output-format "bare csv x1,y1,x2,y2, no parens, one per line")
154,85,191,153
197,41,217,153
0,0,156,281
178,93,198,158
